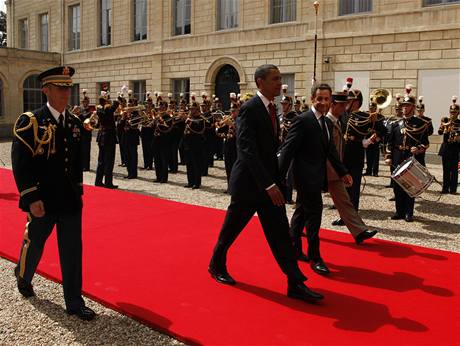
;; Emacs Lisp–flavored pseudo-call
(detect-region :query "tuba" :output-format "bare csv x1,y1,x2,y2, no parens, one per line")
370,89,392,111
83,111,100,131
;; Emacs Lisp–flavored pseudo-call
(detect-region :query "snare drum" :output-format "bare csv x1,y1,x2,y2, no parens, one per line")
391,157,434,197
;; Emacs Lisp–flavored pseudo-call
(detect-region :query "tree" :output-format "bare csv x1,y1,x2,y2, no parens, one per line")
0,11,6,47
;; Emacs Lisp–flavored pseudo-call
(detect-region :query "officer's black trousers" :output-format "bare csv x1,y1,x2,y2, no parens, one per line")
17,211,84,310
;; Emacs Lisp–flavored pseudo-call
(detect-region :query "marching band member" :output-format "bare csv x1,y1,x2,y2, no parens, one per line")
438,96,460,194
95,90,120,189
294,93,302,115
123,96,140,179
386,93,429,222
153,93,173,183
364,100,382,177
168,93,181,173
201,92,215,175
140,92,155,170
184,98,206,189
78,89,92,171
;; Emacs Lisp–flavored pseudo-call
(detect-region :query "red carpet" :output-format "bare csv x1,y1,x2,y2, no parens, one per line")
1,168,459,346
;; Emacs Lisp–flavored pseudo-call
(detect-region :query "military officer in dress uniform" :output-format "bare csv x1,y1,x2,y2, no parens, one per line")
95,90,120,188
78,89,92,171
438,96,460,194
386,93,430,222
415,95,434,166
11,66,96,321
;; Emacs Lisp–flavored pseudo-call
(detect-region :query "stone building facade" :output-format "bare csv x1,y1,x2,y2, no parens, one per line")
1,0,459,150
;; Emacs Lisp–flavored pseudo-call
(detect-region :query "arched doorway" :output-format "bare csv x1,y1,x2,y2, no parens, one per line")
23,74,46,112
215,65,240,111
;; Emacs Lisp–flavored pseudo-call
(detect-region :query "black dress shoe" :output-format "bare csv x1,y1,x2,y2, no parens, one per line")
355,230,378,244
208,266,236,286
310,260,330,275
405,215,414,222
66,306,96,321
297,253,310,263
95,182,104,187
184,184,193,188
331,218,345,226
192,185,200,189
14,267,35,298
363,172,371,176
104,184,118,189
391,214,403,220
287,282,324,302
154,179,161,182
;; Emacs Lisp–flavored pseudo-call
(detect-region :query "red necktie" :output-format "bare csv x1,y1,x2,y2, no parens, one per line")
268,103,277,136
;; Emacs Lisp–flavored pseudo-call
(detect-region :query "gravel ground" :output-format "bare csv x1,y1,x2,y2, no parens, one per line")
0,137,459,345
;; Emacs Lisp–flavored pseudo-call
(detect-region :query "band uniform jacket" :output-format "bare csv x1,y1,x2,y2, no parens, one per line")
96,101,119,146
278,110,347,194
387,116,430,167
438,118,460,157
11,105,84,213
228,95,281,203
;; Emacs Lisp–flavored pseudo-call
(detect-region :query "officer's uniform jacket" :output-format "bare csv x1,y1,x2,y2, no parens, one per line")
11,105,84,213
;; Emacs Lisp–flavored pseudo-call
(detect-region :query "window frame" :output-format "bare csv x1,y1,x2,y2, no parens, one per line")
19,18,29,49
171,78,190,104
173,0,191,36
23,74,46,112
275,73,295,109
68,4,81,51
338,0,373,16
131,80,147,104
422,0,460,6
217,0,239,31
270,0,296,25
99,0,112,46
133,0,147,41
39,13,49,52
70,83,80,107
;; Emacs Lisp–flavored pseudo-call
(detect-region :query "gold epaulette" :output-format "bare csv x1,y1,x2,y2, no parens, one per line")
13,112,37,156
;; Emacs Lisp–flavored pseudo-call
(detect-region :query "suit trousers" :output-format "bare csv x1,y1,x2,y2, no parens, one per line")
211,198,306,284
289,190,323,261
17,211,84,310
328,178,366,237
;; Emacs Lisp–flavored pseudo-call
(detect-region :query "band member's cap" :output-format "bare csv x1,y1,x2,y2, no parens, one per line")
332,91,348,103
38,66,75,87
401,95,416,105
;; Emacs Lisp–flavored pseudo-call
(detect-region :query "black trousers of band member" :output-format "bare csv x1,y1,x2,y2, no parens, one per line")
16,211,84,310
202,132,216,175
223,145,237,189
442,152,459,193
185,146,203,187
289,190,323,261
117,126,127,165
393,183,415,217
346,165,364,211
365,144,380,176
211,198,307,284
215,137,224,160
153,137,171,183
125,143,138,178
141,130,154,169
95,139,116,186
169,133,181,173
80,131,92,171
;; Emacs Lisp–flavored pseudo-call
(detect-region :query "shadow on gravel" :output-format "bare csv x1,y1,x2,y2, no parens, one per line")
415,199,460,218
28,298,183,345
322,237,449,261
326,263,454,297
358,208,394,220
234,282,428,333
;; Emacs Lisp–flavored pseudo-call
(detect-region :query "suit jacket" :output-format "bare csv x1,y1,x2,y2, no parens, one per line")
11,105,84,212
278,110,347,195
228,95,281,203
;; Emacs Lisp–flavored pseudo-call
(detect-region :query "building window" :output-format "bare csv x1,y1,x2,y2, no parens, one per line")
70,84,80,107
171,78,190,103
423,0,460,6
23,75,46,112
275,73,295,108
69,5,81,50
133,0,147,41
0,79,3,117
19,18,28,49
131,80,146,103
173,0,191,36
270,0,296,24
97,81,111,98
217,0,239,30
40,13,49,52
339,0,372,16
100,0,112,46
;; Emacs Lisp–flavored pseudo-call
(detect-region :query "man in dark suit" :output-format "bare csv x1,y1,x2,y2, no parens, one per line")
209,64,323,303
11,66,96,321
278,84,352,275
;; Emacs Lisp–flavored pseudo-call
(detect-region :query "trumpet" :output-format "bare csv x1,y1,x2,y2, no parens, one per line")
83,111,100,131
215,115,235,129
